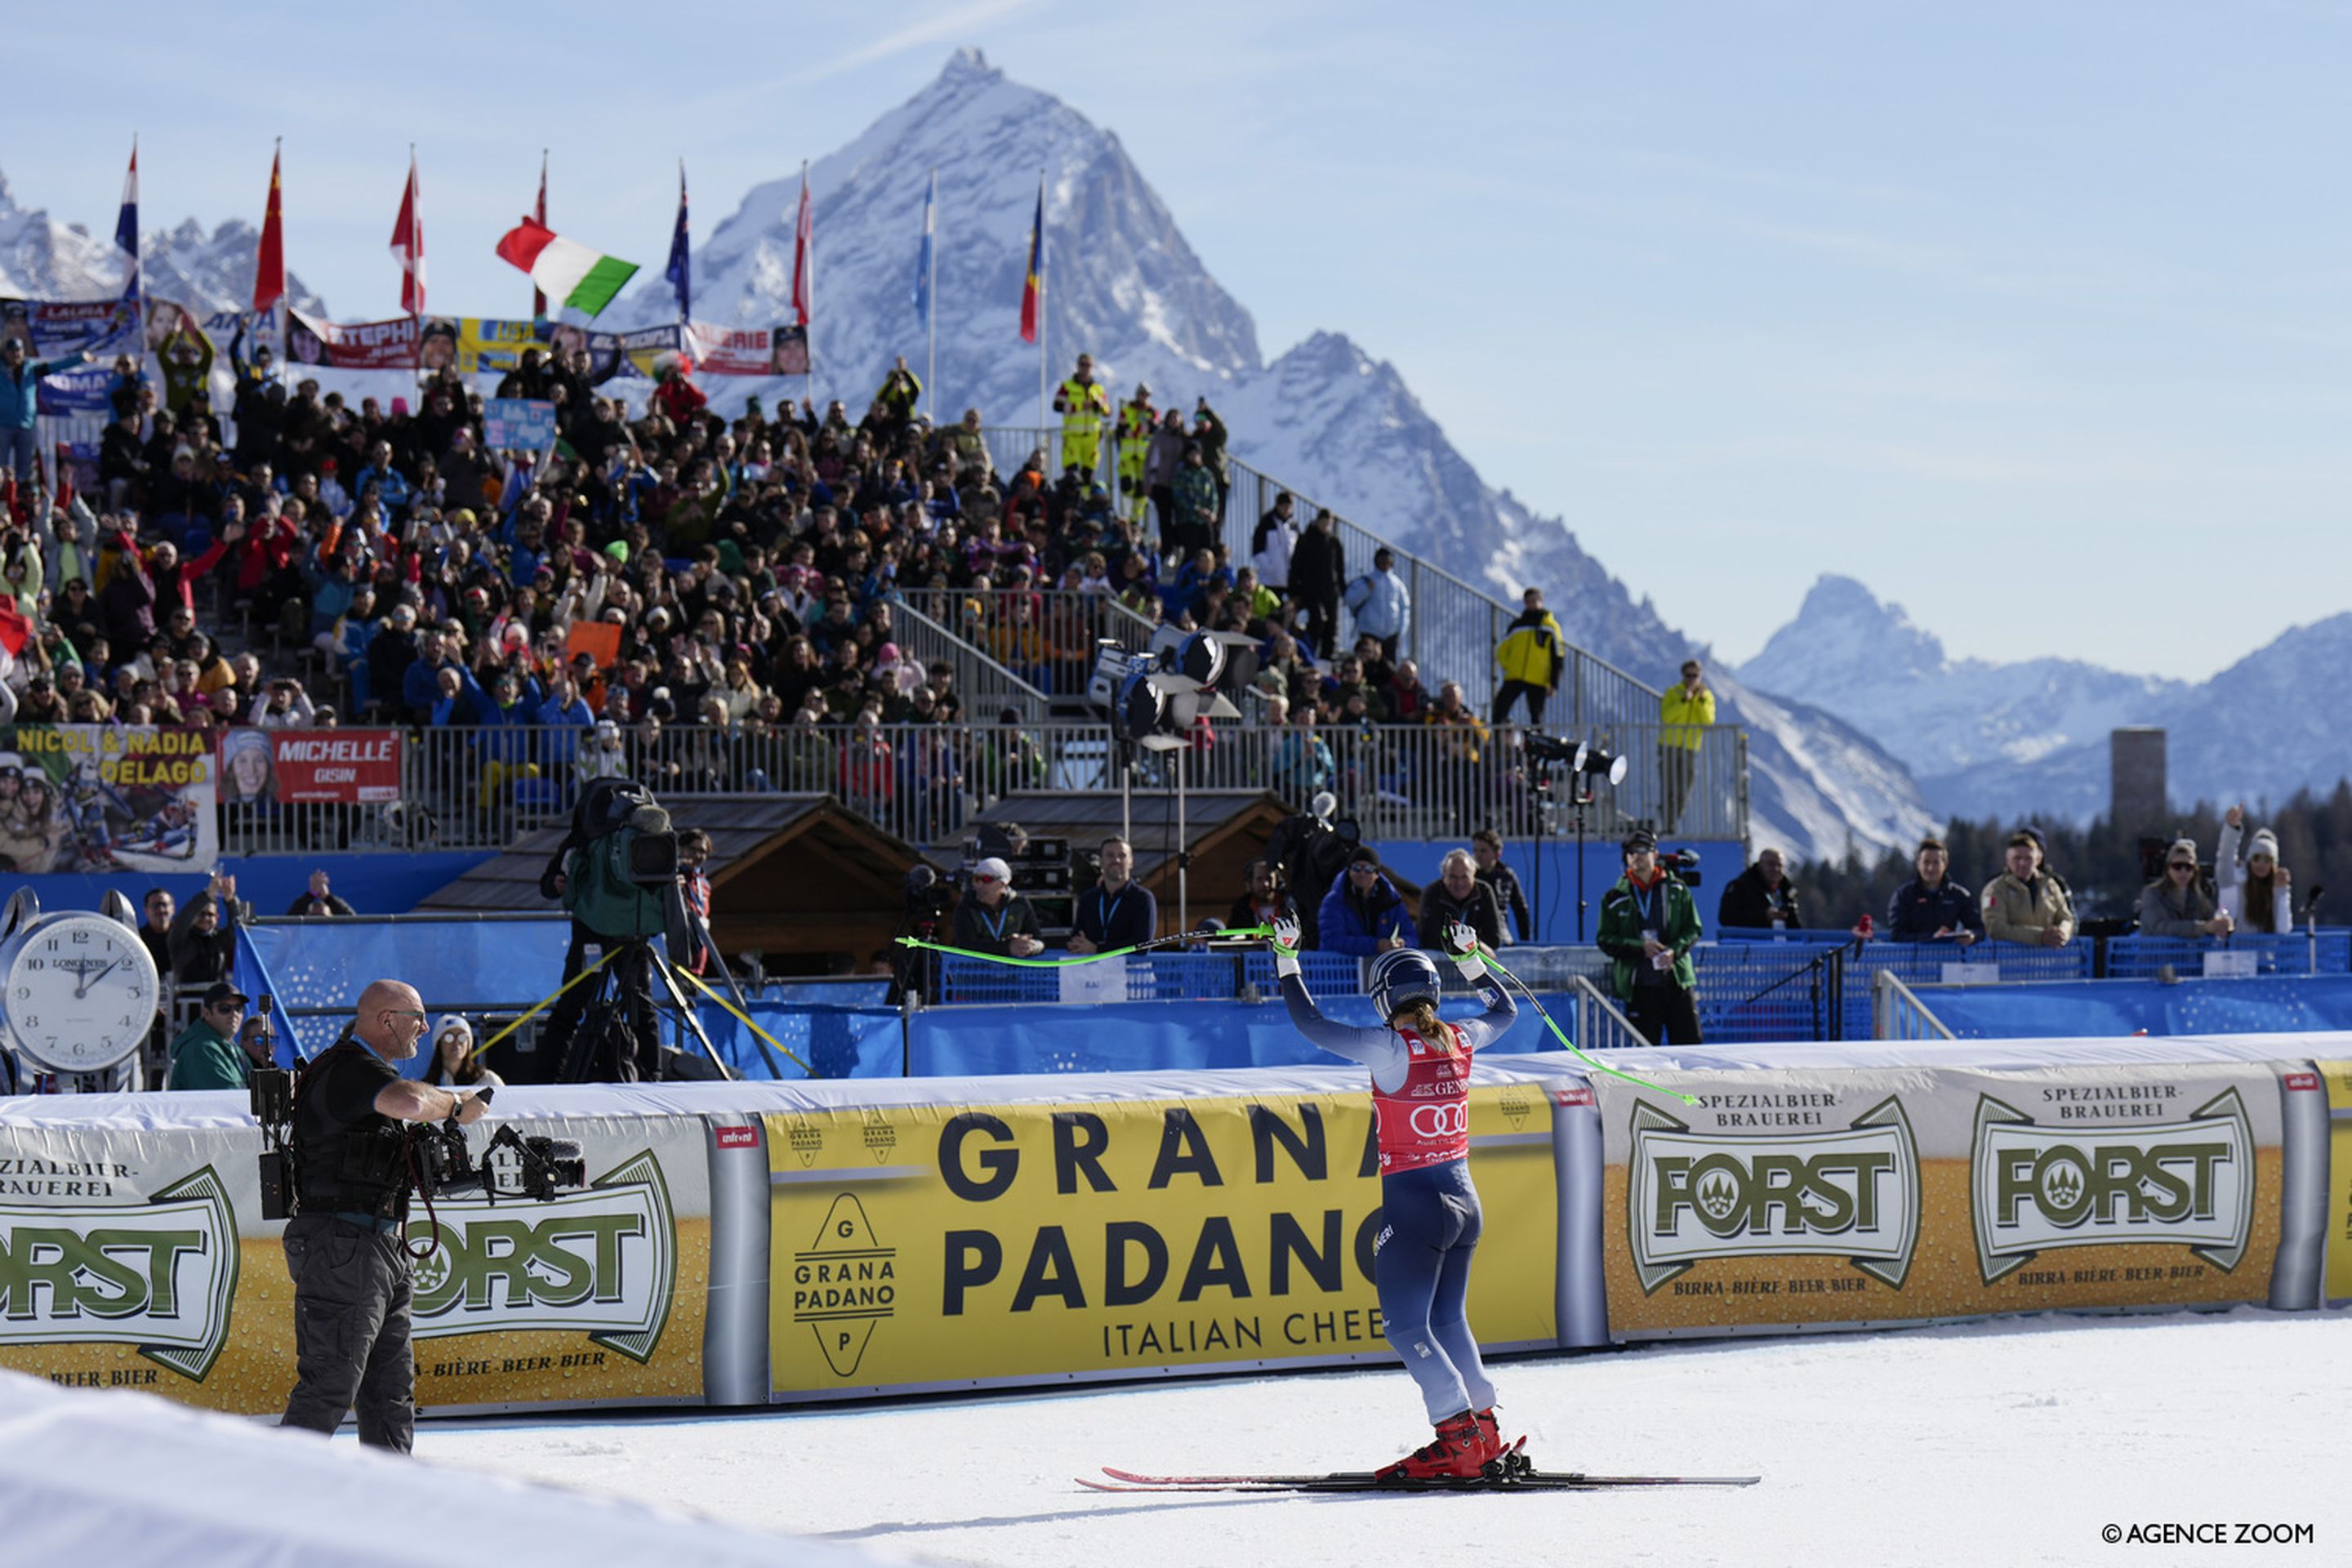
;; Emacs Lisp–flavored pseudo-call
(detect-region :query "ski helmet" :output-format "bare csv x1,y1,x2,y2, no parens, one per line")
1368,947,1443,1024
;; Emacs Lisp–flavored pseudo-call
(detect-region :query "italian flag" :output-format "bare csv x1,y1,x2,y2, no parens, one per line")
494,217,639,318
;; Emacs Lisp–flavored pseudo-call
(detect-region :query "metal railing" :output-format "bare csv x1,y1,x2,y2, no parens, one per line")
1570,974,1650,1053
889,599,1049,722
1872,969,1958,1041
972,426,1665,719
214,719,1751,856
896,586,1156,697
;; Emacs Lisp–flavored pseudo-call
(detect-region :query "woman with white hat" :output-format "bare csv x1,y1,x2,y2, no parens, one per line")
2216,804,2293,933
423,1014,503,1089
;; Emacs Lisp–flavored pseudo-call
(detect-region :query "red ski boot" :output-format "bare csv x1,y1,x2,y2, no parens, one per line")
1375,1410,1496,1482
1475,1408,1531,1477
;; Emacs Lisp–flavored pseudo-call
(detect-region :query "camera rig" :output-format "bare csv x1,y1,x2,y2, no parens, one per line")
252,1065,585,1223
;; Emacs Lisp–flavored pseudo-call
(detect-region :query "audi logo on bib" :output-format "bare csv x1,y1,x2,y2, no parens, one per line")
1408,1103,1470,1139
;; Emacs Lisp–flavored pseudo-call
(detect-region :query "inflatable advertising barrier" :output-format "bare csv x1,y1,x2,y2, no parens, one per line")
1595,1060,2323,1339
761,1083,1560,1399
2323,1059,2352,1307
0,1104,716,1416
0,1040,2337,1422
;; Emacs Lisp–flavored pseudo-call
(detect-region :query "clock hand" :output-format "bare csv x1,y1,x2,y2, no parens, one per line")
75,958,125,1000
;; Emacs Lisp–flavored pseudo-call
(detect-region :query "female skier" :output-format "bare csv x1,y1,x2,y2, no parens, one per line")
1271,913,1521,1480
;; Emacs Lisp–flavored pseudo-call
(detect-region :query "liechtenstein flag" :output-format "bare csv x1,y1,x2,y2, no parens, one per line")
1018,178,1043,345
114,140,139,300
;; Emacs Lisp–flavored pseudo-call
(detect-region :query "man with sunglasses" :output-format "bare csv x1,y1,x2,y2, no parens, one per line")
280,978,488,1454
950,856,1044,959
2136,839,2234,938
163,982,274,1090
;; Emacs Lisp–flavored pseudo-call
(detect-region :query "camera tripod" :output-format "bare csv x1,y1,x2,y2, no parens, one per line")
552,930,741,1085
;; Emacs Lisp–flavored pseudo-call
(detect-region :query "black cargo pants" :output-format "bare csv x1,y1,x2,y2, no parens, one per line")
278,1211,416,1452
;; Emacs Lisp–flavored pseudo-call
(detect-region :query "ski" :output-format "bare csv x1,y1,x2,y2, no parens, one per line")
1085,1465,1759,1494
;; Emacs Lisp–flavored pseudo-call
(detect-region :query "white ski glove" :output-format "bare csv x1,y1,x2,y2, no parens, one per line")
1444,921,1489,981
1270,915,1303,978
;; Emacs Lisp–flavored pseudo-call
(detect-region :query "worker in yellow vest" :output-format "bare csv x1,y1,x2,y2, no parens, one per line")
1114,383,1156,520
1054,353,1113,477
1657,657,1716,832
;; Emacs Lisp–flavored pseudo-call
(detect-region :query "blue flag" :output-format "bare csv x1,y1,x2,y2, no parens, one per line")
913,167,937,328
664,162,690,321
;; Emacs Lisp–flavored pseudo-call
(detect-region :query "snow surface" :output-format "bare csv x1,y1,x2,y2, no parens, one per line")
415,1306,2346,1567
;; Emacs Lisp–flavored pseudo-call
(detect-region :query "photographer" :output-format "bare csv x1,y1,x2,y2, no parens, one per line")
1227,857,1298,932
280,979,487,1454
1596,830,1704,1045
951,856,1044,958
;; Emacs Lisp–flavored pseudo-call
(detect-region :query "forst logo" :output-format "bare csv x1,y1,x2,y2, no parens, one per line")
0,1167,240,1381
412,1150,675,1363
1970,1089,2255,1284
1628,1096,1921,1294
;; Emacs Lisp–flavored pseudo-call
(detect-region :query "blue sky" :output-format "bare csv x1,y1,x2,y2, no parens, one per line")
8,2,2349,681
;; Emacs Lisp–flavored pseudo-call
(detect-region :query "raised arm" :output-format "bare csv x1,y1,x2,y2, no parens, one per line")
1271,916,1401,1070
1439,920,1518,1051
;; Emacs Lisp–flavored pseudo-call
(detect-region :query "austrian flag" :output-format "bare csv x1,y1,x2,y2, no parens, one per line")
493,218,639,319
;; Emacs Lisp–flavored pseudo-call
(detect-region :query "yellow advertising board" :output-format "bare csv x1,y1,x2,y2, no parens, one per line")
1598,1063,2287,1337
765,1085,1557,1396
0,1116,711,1415
2319,1060,2352,1304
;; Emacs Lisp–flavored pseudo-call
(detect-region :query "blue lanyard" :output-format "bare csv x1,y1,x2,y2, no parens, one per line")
1631,881,1659,928
976,902,1010,941
1094,885,1129,933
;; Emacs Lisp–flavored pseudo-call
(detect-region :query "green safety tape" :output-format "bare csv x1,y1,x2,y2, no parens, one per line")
894,925,1276,969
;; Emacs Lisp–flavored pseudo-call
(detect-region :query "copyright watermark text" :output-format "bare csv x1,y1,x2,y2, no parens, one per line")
2103,1523,2315,1546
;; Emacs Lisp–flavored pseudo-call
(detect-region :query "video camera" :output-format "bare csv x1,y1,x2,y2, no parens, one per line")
1655,848,1704,887
252,1054,586,1223
411,1115,588,1205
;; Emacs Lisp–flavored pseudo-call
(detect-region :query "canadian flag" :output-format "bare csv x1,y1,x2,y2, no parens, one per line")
390,153,425,315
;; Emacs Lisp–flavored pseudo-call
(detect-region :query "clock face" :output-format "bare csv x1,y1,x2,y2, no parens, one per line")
3,914,162,1074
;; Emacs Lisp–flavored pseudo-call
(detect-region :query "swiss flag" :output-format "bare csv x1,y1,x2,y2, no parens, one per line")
0,595,31,661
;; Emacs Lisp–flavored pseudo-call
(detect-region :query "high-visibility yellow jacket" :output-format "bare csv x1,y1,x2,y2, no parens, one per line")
1494,611,1566,688
1057,376,1111,437
1659,682,1714,751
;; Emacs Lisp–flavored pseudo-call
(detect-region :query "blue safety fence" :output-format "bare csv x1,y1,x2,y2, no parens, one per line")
1241,951,1370,996
1842,941,2094,1041
235,917,575,1064
2102,931,2352,979
939,951,1360,1004
691,998,904,1079
1921,974,2352,1038
1686,940,1846,1043
909,992,1572,1076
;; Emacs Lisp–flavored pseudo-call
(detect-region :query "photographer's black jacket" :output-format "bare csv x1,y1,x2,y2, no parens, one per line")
1717,866,1802,931
292,1040,408,1220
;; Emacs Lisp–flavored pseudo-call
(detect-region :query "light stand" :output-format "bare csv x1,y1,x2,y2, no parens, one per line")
1524,736,1626,943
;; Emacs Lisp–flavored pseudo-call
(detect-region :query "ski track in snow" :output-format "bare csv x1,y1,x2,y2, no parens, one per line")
421,1305,2347,1567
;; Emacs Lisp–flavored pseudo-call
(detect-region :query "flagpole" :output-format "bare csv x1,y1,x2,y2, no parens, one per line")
805,160,818,417
925,167,938,424
1035,169,1047,432
533,149,549,320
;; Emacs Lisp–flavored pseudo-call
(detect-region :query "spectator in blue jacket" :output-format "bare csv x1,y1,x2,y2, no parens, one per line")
403,628,459,723
537,673,595,769
1343,546,1411,665
1316,846,1419,955
1885,838,1984,944
1,337,88,494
